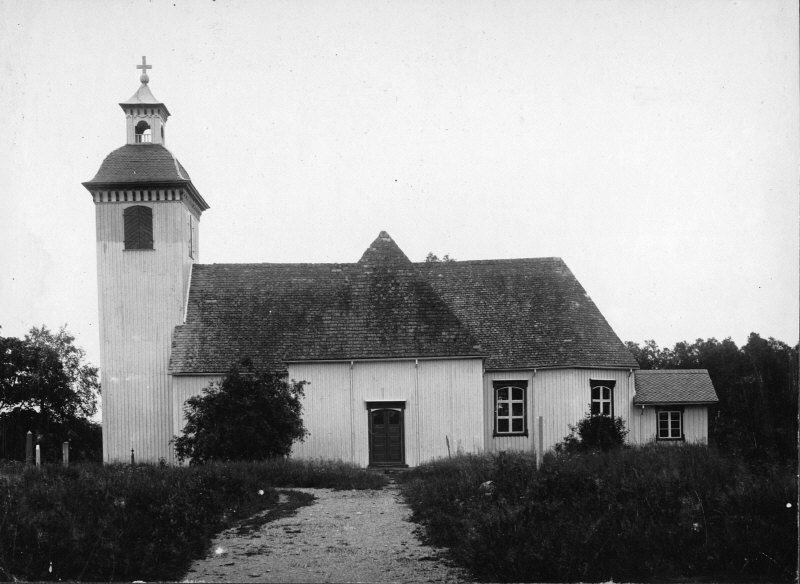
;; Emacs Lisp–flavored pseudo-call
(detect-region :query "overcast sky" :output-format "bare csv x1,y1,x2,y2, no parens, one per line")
1,0,797,369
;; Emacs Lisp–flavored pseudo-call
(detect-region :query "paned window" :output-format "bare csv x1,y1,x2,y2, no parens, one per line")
657,409,683,440
494,381,527,435
590,380,615,416
124,205,153,250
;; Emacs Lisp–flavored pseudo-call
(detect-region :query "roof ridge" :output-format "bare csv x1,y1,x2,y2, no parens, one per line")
161,144,189,180
193,257,569,269
415,257,565,265
194,262,356,268
636,369,711,374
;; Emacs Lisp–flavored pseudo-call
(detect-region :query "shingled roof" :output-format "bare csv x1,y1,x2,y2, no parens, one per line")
84,144,192,185
417,259,638,370
170,233,483,373
634,369,719,405
169,232,639,374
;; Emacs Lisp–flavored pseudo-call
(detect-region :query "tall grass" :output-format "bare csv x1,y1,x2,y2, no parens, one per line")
0,458,387,581
399,445,797,582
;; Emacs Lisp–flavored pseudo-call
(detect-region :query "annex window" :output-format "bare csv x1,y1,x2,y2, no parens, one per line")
590,380,615,416
657,409,684,441
124,205,153,250
493,381,528,436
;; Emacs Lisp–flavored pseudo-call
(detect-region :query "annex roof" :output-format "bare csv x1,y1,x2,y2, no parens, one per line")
84,144,191,185
169,232,638,374
633,369,719,405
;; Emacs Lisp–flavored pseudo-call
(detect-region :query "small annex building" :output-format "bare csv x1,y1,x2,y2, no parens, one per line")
84,62,718,465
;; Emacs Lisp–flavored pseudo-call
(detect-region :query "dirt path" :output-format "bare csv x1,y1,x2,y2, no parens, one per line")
182,485,468,583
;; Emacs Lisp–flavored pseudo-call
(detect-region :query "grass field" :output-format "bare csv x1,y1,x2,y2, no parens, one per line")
0,458,387,582
398,445,797,582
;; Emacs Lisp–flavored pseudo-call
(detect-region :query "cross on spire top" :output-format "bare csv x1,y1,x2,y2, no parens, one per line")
136,56,152,84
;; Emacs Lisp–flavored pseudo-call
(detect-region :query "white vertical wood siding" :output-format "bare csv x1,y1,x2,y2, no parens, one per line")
289,359,483,467
169,367,711,465
287,363,354,463
630,405,709,444
96,200,197,463
172,375,220,453
485,368,636,454
416,360,484,462
684,406,709,443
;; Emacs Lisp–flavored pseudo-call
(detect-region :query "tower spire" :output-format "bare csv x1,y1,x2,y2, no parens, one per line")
136,56,152,84
119,56,169,145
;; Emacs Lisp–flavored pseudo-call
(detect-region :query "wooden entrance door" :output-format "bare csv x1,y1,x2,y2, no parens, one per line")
369,408,404,466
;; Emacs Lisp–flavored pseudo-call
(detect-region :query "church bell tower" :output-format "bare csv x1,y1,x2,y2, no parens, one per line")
83,58,210,463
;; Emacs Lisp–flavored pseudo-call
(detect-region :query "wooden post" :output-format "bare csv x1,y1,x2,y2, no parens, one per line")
536,416,544,470
62,442,69,467
130,448,135,465
25,431,33,465
35,444,41,467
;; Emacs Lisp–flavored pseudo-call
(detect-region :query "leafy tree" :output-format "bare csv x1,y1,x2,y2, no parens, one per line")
0,325,101,461
556,413,628,454
25,325,100,418
424,252,455,263
627,334,798,464
173,362,308,463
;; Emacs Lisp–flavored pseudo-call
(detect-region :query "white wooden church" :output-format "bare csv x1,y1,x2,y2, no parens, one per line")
84,61,718,465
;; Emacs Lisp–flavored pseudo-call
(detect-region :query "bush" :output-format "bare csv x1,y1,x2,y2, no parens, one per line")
397,453,496,547
556,412,628,453
0,459,387,582
399,446,797,582
173,363,307,463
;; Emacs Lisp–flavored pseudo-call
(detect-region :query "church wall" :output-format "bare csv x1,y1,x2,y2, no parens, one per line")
286,363,355,463
415,359,484,462
484,368,635,455
96,200,196,463
168,364,712,464
288,358,484,467
172,374,221,454
349,360,418,465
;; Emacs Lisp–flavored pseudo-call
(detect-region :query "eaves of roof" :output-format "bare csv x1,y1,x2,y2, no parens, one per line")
82,178,210,212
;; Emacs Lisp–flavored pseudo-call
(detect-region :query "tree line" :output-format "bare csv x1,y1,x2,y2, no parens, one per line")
626,334,798,465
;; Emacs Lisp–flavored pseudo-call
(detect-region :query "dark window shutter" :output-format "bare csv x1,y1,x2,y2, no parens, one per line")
123,207,136,248
139,207,153,248
124,206,153,250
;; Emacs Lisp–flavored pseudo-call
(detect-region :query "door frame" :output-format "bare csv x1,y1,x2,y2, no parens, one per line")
365,400,406,467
